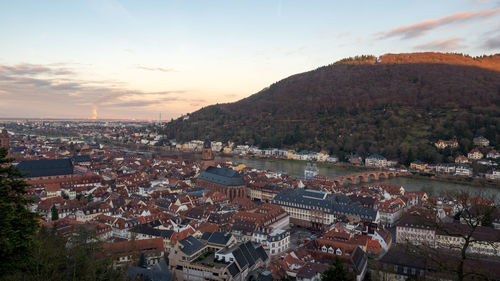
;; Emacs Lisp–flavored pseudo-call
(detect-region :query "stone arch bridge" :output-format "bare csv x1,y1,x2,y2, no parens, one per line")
332,170,409,187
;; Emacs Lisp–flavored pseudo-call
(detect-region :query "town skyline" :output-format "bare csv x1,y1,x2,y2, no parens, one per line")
1,0,500,120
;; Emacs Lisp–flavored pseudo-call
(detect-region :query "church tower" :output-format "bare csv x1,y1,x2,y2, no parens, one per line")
201,136,215,170
1,129,10,158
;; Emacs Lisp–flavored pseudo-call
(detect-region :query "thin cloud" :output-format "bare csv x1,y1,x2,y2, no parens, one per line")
483,35,500,48
333,32,350,39
377,8,500,39
413,38,466,51
0,63,200,118
0,63,74,76
136,65,176,73
480,27,500,49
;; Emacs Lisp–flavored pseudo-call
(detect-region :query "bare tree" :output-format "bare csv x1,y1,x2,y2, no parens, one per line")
402,190,499,281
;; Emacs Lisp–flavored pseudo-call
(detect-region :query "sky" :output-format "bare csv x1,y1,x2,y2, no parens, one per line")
1,0,499,120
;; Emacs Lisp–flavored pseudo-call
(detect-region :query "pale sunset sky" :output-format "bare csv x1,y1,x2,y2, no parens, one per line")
1,0,499,120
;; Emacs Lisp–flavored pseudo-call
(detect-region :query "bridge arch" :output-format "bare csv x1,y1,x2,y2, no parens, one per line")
378,172,388,180
368,173,378,182
343,178,353,186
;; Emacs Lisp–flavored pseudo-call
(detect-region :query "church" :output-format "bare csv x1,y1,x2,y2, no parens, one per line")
197,137,247,200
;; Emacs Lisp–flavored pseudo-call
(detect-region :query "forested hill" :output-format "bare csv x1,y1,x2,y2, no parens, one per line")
164,52,500,164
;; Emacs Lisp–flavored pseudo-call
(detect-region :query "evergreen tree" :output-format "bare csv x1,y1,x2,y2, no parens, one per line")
0,147,39,277
321,257,353,281
51,204,59,221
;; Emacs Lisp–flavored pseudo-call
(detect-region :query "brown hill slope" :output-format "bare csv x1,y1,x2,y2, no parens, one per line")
165,52,500,164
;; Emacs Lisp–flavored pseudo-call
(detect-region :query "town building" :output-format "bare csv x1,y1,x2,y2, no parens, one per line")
396,215,435,246
435,163,456,174
304,163,319,181
272,189,379,230
201,137,216,170
410,160,428,172
197,166,247,200
349,154,362,165
168,235,269,281
487,150,500,159
455,164,473,177
365,154,388,168
467,148,483,160
376,198,406,227
435,223,500,256
434,139,459,149
486,170,500,180
455,155,469,164
252,228,290,256
473,136,490,147
16,158,74,179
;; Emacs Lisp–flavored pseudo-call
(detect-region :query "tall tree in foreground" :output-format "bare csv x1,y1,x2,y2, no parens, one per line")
51,204,59,221
321,257,353,281
0,147,39,277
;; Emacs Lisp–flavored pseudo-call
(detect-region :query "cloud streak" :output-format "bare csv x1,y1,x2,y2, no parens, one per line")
413,38,466,51
377,8,500,39
0,63,204,119
136,65,176,72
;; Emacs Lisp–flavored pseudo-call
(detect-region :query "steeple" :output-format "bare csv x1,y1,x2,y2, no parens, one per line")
201,135,215,170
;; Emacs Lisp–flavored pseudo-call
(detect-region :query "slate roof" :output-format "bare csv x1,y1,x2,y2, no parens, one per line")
255,245,268,262
227,262,240,277
127,264,173,281
366,154,386,160
198,167,245,186
178,236,204,255
201,232,234,246
239,243,256,267
131,224,175,239
16,158,74,178
297,263,329,279
272,188,378,221
232,248,248,269
73,155,92,163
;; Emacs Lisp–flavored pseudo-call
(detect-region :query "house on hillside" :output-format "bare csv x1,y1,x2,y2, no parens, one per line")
455,164,472,177
467,148,483,160
434,139,458,149
487,150,500,159
455,155,469,164
349,154,363,165
435,163,455,174
365,155,388,168
410,160,427,172
473,136,490,147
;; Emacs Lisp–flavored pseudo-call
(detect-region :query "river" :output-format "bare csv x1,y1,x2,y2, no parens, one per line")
223,157,500,198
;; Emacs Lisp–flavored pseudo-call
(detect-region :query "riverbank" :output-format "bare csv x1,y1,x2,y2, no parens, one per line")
223,154,378,172
222,155,500,198
406,173,499,190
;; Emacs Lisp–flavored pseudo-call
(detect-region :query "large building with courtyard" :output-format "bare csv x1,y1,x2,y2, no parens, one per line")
272,188,379,230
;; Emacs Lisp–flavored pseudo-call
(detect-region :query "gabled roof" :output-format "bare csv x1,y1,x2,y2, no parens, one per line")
232,248,248,269
198,167,245,186
178,236,204,255
202,232,234,246
16,158,73,178
273,188,378,221
227,262,240,277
